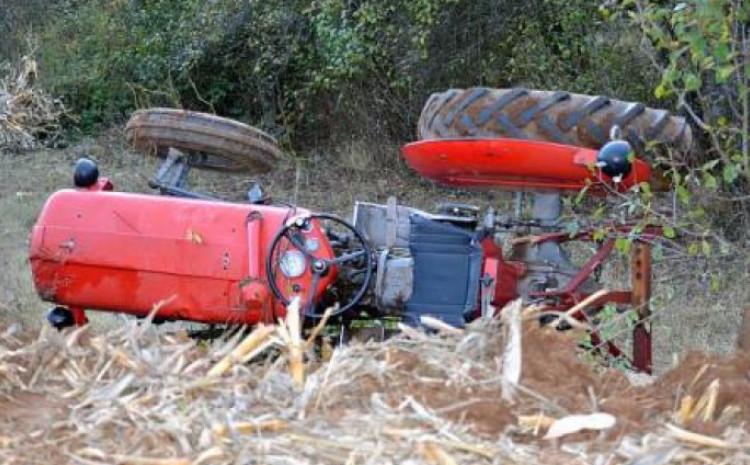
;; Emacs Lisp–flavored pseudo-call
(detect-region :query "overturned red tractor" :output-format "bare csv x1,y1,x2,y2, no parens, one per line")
29,89,691,373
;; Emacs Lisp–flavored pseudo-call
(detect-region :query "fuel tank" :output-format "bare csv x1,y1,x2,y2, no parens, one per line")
28,188,324,324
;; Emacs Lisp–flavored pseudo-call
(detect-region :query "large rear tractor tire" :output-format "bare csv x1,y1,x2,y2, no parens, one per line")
418,88,692,154
125,108,284,174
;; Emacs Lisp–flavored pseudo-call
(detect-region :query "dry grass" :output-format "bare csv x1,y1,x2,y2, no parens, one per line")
1,310,748,465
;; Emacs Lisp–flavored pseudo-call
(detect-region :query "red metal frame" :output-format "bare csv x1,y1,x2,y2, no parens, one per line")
531,230,656,373
481,227,657,373
402,138,658,193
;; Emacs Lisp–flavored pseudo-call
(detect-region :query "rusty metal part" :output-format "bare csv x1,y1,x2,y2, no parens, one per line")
418,88,693,155
125,108,284,174
631,242,652,374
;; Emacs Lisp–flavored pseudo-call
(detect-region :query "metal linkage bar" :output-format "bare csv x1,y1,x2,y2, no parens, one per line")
149,148,218,200
631,241,653,373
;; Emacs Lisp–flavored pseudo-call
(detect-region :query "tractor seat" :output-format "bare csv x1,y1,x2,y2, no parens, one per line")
404,215,483,327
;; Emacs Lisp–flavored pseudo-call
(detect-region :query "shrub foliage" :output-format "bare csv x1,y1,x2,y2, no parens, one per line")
4,0,657,149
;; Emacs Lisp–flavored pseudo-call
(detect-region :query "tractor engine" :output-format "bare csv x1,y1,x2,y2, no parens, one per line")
353,193,594,327
354,200,483,326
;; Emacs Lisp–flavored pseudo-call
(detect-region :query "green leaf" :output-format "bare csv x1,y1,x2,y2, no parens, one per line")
688,242,699,255
652,243,664,261
691,206,706,218
615,237,631,254
701,159,719,170
654,83,668,99
663,225,676,239
716,64,735,83
722,164,739,184
714,42,731,62
701,240,712,256
565,221,580,238
702,173,718,190
664,66,680,84
676,184,691,204
684,73,702,91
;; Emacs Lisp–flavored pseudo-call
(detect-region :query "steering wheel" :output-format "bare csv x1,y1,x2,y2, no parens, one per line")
266,213,373,318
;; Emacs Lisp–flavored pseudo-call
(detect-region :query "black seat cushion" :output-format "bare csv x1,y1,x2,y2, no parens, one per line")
405,215,482,327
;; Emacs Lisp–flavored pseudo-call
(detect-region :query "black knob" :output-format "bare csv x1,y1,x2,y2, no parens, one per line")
47,306,75,330
597,140,634,178
74,158,99,187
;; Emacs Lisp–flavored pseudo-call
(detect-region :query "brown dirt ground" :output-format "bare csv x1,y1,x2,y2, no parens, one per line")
1,321,749,465
320,323,750,440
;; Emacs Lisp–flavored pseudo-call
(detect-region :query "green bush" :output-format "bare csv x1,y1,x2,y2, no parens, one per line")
0,0,64,59
28,0,659,150
624,0,750,240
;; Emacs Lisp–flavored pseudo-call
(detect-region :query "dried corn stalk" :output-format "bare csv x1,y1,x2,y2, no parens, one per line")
2,304,750,465
0,56,67,152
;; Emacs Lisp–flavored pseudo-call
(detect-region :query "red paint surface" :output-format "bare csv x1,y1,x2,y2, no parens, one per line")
401,138,654,192
29,189,335,324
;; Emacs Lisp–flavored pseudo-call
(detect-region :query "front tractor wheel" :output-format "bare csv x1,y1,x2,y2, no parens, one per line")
125,108,285,174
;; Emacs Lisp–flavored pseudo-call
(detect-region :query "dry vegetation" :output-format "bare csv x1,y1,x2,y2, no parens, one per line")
0,57,66,151
1,303,749,465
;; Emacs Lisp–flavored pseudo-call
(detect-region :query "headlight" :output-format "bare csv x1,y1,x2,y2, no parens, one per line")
279,250,306,278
